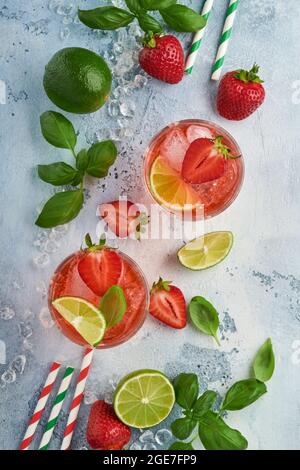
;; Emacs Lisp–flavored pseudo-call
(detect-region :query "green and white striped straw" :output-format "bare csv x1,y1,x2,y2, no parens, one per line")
211,0,240,81
38,366,74,450
185,0,215,75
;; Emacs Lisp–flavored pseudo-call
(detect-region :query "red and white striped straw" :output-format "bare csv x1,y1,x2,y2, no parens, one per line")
61,348,94,450
19,361,61,450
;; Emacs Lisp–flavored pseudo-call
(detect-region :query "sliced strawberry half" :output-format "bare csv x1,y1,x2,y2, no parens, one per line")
78,240,122,297
181,136,239,184
149,278,186,329
99,200,148,240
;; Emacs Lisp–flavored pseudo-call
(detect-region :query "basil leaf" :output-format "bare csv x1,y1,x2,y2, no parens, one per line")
171,417,196,440
76,149,89,172
160,5,206,32
40,111,76,150
198,411,248,450
169,441,194,451
221,379,267,411
35,190,84,228
189,296,220,345
253,338,275,382
100,285,127,328
138,12,163,33
141,0,177,10
192,390,217,419
86,140,117,178
125,0,142,13
71,171,84,187
173,373,198,410
78,7,135,30
38,162,78,186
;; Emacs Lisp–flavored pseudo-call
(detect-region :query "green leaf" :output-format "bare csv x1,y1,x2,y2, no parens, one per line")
160,5,206,32
76,149,89,172
198,411,248,450
125,0,142,13
173,373,199,410
35,190,84,228
78,7,135,30
171,417,196,440
71,171,84,187
38,162,78,186
138,12,163,33
86,140,117,178
192,390,217,419
40,111,76,150
189,296,220,345
141,0,177,10
221,379,267,411
253,338,275,382
169,441,194,451
100,285,127,328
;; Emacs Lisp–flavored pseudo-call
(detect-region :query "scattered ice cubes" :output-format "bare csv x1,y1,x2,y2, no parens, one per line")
134,74,148,89
48,0,61,12
23,308,34,320
1,368,16,384
186,125,213,143
39,307,54,329
139,430,154,443
113,42,124,55
10,355,26,375
36,280,47,298
104,390,114,404
108,99,120,117
0,306,15,320
44,239,60,254
130,442,142,450
18,322,33,338
56,2,75,16
62,15,73,25
33,253,50,267
120,101,135,118
84,390,98,405
60,26,70,40
160,127,189,173
143,443,157,450
155,429,172,446
23,338,34,351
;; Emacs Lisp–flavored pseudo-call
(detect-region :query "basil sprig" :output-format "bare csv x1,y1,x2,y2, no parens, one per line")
169,339,275,450
78,1,206,34
36,111,117,228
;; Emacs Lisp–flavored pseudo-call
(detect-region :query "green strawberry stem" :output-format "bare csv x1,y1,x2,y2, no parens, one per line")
151,277,172,293
142,32,160,49
234,63,264,84
212,136,240,160
82,233,109,252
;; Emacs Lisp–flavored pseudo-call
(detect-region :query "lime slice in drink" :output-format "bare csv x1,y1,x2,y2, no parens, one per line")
114,369,175,428
52,297,106,347
178,231,234,271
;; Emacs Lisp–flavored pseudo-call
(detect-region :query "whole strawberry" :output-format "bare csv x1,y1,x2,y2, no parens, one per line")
139,35,184,85
87,400,131,450
217,64,265,120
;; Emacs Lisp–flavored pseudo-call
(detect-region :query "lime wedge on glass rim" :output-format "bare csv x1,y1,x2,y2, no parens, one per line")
52,297,106,347
114,369,175,428
178,231,234,271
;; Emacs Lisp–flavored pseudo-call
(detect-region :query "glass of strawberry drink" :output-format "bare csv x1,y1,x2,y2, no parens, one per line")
144,119,244,219
49,238,149,349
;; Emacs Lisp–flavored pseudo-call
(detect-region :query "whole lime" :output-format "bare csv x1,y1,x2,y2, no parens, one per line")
43,47,112,114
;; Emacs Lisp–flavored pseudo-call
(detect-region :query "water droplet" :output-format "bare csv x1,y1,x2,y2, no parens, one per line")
143,443,157,450
108,99,120,117
0,307,15,320
10,355,26,374
39,307,54,329
130,441,142,450
1,368,16,384
155,429,172,446
120,101,135,118
33,253,50,267
18,322,33,338
139,430,154,443
60,26,70,40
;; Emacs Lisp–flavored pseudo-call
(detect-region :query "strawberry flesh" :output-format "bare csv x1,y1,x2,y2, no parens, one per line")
87,400,131,450
182,138,226,184
150,281,186,329
99,201,141,239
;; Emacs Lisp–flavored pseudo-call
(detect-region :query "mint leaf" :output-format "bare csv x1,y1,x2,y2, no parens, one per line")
192,390,217,419
100,285,127,328
40,111,76,150
169,441,194,451
221,379,267,412
198,411,248,450
86,141,117,178
189,296,220,346
125,0,142,13
141,0,177,10
171,417,196,440
160,5,206,32
138,12,163,33
253,338,275,382
35,190,84,228
38,162,78,186
78,7,135,30
76,149,89,172
173,373,198,410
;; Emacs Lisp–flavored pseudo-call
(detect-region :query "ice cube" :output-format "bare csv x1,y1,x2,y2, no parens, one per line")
0,306,15,320
10,355,26,374
139,430,154,443
143,443,157,450
160,128,189,172
84,389,98,405
1,368,16,384
39,307,54,328
130,442,142,450
155,429,172,446
186,125,213,143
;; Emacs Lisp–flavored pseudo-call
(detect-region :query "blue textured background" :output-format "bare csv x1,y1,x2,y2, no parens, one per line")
0,0,300,450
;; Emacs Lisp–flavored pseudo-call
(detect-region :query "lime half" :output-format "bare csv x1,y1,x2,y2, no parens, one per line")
178,231,233,271
114,369,175,428
52,297,106,347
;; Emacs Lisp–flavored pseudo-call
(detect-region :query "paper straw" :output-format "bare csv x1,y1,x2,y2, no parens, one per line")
185,0,215,75
61,348,94,450
211,0,240,81
38,366,74,450
19,361,61,450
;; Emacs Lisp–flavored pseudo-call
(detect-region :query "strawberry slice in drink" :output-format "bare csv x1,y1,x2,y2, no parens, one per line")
78,249,123,297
